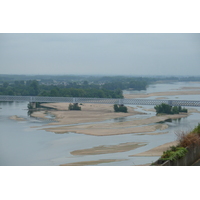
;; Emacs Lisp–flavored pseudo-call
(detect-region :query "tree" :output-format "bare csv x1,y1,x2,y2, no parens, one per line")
172,106,179,114
154,103,187,115
113,104,128,113
3,82,9,88
114,104,119,112
154,103,172,114
29,80,39,96
68,103,81,110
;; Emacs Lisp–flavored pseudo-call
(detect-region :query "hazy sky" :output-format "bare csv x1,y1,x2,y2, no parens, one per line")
0,33,200,76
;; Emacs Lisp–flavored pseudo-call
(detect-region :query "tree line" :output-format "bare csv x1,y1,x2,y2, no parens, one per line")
0,80,123,98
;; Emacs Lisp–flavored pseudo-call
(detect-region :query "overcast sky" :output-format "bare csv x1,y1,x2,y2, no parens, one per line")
0,33,200,76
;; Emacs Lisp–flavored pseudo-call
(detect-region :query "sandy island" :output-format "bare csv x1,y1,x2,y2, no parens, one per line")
70,142,147,155
32,103,144,125
40,108,187,136
14,102,189,137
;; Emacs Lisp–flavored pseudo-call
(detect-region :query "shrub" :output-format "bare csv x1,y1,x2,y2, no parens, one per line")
181,108,188,113
154,103,188,115
172,106,179,114
176,130,200,148
68,103,81,110
113,104,128,113
154,103,172,114
191,123,200,135
114,104,119,112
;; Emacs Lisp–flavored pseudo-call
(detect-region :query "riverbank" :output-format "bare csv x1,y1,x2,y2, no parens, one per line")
124,90,200,99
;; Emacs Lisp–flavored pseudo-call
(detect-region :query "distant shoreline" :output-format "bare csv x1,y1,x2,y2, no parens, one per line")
124,90,200,99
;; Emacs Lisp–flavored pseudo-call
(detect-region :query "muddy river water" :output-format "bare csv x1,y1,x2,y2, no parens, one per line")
1,81,200,166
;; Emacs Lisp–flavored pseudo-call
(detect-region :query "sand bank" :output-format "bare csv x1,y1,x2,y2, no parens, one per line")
130,141,179,157
35,102,188,136
124,90,200,99
136,131,168,135
70,142,147,155
180,87,200,90
30,111,50,119
36,103,144,126
43,124,169,136
42,113,186,136
9,115,26,121
60,159,127,166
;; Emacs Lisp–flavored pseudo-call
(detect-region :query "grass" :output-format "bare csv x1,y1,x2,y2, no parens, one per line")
160,146,188,162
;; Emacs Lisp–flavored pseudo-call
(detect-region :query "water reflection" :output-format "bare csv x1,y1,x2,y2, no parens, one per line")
157,118,182,124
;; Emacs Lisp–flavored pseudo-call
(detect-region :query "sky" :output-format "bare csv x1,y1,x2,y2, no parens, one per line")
0,33,200,76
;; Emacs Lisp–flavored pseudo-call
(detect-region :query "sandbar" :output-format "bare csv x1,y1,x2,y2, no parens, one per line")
130,140,179,157
30,111,50,119
179,87,200,90
60,159,127,166
34,103,144,126
70,142,147,155
42,114,186,136
9,115,26,121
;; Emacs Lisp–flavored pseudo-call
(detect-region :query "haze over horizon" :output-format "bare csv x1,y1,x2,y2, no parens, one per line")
1,33,200,76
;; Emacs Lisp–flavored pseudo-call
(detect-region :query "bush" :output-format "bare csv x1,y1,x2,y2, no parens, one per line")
68,103,81,110
154,103,172,114
154,103,188,115
114,104,119,112
176,124,200,148
113,104,128,113
191,123,200,134
181,108,188,113
172,106,179,114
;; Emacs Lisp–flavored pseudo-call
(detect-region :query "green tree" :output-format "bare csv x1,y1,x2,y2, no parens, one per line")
172,106,179,114
29,80,39,96
3,82,9,88
154,103,172,114
113,104,128,113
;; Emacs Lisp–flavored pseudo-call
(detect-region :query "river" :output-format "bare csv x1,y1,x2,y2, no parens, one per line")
1,81,200,166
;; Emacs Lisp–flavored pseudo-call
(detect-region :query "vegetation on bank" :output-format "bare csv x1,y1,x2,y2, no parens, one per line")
176,123,200,148
154,103,187,115
152,123,200,165
160,146,188,162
